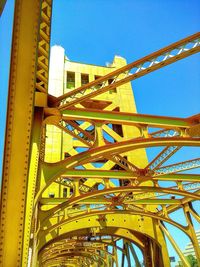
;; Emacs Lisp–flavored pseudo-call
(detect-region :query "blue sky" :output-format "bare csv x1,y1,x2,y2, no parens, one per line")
0,0,200,265
51,0,200,117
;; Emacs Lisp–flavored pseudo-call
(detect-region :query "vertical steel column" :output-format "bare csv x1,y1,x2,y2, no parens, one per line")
22,110,44,266
0,0,41,266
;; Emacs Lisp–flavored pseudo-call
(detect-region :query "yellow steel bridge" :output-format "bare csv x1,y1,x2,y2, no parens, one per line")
0,1,200,266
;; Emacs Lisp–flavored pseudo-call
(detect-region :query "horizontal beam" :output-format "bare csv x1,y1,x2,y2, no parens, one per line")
60,170,200,182
62,169,134,178
60,108,193,128
40,197,181,205
40,186,200,223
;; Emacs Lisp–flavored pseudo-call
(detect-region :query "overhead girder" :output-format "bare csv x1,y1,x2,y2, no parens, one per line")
42,111,200,182
40,195,200,237
55,169,200,182
39,193,198,206
153,157,200,176
36,136,200,200
45,107,199,129
39,185,200,220
146,145,182,171
67,179,199,206
49,32,200,109
38,213,191,246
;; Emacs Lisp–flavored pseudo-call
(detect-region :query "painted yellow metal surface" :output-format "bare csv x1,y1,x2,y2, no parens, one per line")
0,0,42,265
0,0,200,265
0,0,52,266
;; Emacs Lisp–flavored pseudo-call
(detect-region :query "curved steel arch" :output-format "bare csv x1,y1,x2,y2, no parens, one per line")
39,185,200,222
37,209,191,267
36,137,200,201
39,210,189,241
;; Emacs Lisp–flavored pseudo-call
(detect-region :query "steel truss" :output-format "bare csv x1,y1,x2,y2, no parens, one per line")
0,1,200,266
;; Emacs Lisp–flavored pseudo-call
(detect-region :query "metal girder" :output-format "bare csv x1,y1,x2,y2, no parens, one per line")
59,169,200,181
37,137,200,195
56,121,93,147
146,146,181,171
0,0,52,266
22,110,43,266
0,0,42,265
59,108,195,128
38,187,200,230
40,197,181,205
150,128,180,137
50,32,200,109
154,158,200,176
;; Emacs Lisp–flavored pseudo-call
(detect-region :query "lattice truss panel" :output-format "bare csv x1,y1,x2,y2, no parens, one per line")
31,32,200,267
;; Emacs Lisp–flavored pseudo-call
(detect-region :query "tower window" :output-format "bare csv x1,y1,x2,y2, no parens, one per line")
94,75,102,89
49,192,55,198
70,187,73,195
66,71,75,88
63,188,67,198
81,74,89,85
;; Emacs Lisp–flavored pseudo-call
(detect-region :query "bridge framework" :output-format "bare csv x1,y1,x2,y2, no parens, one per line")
0,1,200,266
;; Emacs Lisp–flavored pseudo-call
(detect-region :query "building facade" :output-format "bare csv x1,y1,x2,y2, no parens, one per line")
45,45,149,199
184,229,200,257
